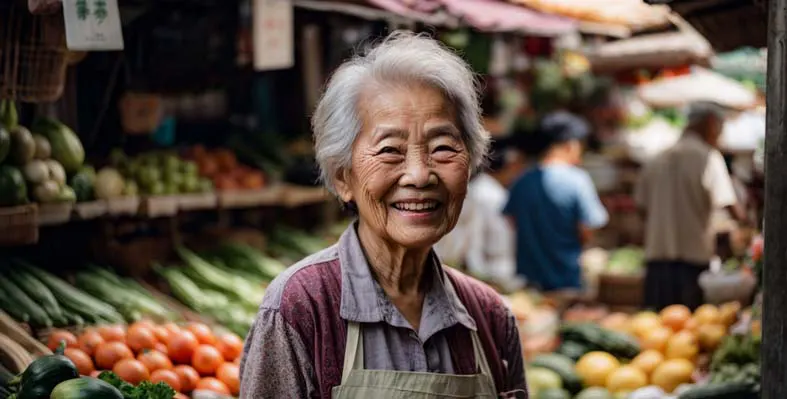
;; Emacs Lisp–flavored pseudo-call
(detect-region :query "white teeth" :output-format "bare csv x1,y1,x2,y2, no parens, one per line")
394,201,438,211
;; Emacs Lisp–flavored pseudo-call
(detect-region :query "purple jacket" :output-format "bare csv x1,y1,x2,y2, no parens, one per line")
239,225,527,398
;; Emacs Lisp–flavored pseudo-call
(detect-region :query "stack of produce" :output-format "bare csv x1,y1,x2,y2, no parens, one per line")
3,341,176,399
156,243,283,336
604,247,645,276
42,320,243,396
185,145,265,192
671,333,761,399
0,101,86,206
0,261,177,330
266,226,329,264
108,149,213,197
592,302,741,397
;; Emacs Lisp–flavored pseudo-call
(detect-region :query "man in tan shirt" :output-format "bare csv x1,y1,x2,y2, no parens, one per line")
635,102,747,310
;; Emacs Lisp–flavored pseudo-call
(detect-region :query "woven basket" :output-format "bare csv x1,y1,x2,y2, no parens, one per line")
0,204,38,246
0,3,69,102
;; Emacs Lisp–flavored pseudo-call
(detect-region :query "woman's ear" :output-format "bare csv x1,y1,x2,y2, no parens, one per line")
334,169,353,203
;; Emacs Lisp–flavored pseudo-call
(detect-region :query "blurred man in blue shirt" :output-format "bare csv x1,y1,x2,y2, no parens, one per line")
504,112,608,292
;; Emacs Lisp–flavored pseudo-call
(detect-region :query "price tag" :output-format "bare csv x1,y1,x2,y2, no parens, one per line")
253,0,294,71
63,0,124,51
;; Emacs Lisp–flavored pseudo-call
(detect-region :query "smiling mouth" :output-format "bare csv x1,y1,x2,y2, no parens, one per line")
391,201,441,212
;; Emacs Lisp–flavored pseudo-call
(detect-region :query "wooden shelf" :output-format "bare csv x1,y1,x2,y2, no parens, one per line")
0,185,332,246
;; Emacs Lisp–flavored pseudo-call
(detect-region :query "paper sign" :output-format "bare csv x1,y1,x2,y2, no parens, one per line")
63,0,124,51
253,0,294,71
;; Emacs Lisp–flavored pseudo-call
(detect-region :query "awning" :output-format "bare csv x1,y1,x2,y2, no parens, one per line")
584,30,713,72
507,0,672,31
637,66,758,110
368,0,577,36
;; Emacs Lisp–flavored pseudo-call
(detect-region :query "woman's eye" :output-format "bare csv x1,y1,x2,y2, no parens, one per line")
434,145,457,153
377,146,400,155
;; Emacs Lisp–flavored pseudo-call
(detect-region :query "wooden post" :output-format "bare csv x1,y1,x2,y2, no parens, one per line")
762,0,787,397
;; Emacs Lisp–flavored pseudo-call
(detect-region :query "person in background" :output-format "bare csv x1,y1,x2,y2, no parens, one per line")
434,138,521,291
503,111,608,292
635,101,748,311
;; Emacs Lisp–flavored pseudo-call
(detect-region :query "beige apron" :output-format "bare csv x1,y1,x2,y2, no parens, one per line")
331,322,498,398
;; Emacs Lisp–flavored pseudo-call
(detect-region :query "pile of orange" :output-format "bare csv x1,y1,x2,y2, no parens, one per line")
603,302,741,394
47,320,244,396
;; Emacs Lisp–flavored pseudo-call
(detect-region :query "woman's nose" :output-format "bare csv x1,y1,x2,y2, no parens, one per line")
399,150,434,188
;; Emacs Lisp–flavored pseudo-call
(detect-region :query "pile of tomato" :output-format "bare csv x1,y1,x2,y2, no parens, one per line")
46,320,244,396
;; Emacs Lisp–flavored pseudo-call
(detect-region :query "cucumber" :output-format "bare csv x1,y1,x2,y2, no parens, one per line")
7,266,66,325
530,353,583,394
678,381,758,399
50,377,123,399
0,274,52,328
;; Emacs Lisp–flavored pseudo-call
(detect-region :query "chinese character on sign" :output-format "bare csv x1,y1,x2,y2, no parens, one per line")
253,0,293,71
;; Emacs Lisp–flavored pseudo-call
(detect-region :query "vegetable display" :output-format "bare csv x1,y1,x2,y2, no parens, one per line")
0,261,178,329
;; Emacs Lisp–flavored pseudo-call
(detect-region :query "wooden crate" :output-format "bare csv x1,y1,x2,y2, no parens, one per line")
596,272,645,308
0,203,38,246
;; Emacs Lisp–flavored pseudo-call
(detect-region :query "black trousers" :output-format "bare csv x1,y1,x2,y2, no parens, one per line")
644,260,709,311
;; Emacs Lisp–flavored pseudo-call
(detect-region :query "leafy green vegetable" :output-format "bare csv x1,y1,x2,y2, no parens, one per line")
97,371,175,399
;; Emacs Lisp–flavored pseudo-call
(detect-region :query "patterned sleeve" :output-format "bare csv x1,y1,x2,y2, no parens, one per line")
502,307,527,393
239,307,318,398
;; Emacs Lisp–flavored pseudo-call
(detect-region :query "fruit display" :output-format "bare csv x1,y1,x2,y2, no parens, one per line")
185,145,265,192
604,247,644,276
0,261,178,330
0,102,85,206
51,320,242,396
2,341,176,398
109,149,212,197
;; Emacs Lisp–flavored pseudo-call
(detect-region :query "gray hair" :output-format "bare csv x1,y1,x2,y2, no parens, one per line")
686,101,727,127
311,30,489,195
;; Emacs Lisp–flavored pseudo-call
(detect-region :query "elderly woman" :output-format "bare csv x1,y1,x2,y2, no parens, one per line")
239,31,527,398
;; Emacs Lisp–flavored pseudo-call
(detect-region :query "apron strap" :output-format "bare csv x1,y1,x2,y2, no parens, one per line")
341,321,364,384
470,330,494,378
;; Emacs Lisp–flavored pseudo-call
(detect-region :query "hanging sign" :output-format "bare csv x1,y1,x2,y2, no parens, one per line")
253,0,294,71
62,0,124,51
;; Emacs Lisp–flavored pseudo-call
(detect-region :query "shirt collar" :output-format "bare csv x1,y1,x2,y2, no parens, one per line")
338,222,477,339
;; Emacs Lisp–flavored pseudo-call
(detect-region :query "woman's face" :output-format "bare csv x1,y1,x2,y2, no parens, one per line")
335,83,470,249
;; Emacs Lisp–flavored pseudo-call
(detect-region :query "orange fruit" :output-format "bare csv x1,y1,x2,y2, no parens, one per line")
630,349,664,375
138,349,173,372
95,341,134,370
97,325,126,342
640,326,673,353
660,305,692,332
216,333,243,361
605,365,648,393
174,365,200,393
187,323,217,346
77,330,105,357
127,324,159,353
195,377,230,394
693,305,721,326
113,358,150,385
192,344,224,375
216,362,240,395
47,330,78,351
150,369,182,392
697,324,727,352
665,331,699,361
64,347,95,376
576,352,621,387
629,312,662,338
600,313,630,333
651,359,694,393
168,330,200,364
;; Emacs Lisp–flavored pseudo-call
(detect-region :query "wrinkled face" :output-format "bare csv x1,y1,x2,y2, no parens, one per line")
334,83,470,249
